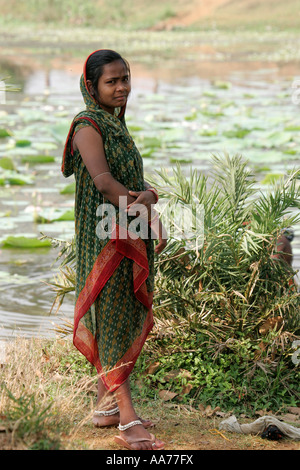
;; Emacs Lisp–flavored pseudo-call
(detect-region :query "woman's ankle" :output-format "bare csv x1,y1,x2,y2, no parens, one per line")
118,405,139,426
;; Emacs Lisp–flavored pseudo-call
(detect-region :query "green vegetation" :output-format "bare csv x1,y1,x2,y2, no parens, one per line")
0,0,178,30
2,386,60,450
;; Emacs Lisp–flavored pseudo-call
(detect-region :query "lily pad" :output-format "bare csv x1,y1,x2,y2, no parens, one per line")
15,139,32,147
0,170,34,185
284,125,300,131
261,173,284,184
283,149,298,155
21,155,56,164
50,122,71,143
0,157,15,170
128,125,143,132
139,136,161,149
198,129,218,137
35,208,74,223
0,270,36,286
161,128,185,143
1,236,52,249
212,80,231,89
184,112,198,121
169,157,193,164
33,142,58,151
223,127,251,139
60,182,76,194
255,131,293,149
0,129,12,138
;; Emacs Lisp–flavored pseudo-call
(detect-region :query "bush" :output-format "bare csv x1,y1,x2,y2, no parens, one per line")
142,154,300,413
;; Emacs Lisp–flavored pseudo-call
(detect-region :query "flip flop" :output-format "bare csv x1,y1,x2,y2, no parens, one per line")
114,420,165,450
114,432,165,451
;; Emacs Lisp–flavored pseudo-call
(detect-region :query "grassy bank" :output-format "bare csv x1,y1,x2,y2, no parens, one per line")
0,336,299,450
0,0,299,31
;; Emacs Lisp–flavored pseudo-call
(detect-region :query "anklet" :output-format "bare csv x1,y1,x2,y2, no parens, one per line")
118,419,142,431
94,406,119,417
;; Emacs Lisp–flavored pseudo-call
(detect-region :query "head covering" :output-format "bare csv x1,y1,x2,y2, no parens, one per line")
61,50,127,178
80,49,127,116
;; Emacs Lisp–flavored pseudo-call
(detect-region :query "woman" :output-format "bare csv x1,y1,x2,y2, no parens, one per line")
61,49,167,450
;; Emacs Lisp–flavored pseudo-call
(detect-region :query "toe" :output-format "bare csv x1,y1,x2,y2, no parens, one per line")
152,438,165,450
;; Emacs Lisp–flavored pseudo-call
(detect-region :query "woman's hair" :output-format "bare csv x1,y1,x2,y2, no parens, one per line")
85,49,130,100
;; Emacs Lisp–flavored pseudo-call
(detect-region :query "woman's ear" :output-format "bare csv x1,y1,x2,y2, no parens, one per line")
86,79,95,96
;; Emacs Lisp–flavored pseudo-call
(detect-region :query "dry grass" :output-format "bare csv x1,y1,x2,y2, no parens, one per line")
0,336,96,449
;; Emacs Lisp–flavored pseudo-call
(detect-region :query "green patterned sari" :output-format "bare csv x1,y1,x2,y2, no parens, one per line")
62,62,154,392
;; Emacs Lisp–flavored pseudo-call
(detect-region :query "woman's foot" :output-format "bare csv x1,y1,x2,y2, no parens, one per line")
93,407,154,429
115,421,165,450
112,377,164,449
93,409,120,427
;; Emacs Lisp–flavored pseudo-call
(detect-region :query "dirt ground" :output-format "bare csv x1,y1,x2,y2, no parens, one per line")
153,0,231,30
66,411,300,451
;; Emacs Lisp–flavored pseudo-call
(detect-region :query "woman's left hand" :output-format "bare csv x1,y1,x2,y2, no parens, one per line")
126,190,157,219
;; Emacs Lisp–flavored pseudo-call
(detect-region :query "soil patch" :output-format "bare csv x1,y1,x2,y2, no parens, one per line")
66,413,300,451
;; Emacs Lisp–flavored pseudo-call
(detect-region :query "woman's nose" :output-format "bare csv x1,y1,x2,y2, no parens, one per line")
116,81,127,92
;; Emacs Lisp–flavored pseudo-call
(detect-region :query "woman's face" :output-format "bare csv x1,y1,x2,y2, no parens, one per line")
88,59,131,114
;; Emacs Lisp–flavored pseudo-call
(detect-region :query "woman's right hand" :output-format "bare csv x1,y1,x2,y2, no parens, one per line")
151,218,168,254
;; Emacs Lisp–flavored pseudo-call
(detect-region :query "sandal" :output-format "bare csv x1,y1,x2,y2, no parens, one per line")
114,420,165,450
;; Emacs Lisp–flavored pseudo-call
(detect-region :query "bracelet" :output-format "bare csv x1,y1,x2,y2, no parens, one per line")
146,187,159,203
93,171,111,182
118,420,142,431
94,406,119,417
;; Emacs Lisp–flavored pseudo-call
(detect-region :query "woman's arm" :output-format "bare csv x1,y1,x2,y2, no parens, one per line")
73,126,167,250
73,126,139,209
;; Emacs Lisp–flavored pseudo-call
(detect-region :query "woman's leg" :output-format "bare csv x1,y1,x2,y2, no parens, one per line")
93,376,120,427
93,376,154,429
114,378,164,450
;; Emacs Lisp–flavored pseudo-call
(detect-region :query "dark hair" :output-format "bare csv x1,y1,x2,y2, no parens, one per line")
85,49,130,100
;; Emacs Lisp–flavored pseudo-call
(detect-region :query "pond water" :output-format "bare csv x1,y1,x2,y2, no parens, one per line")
0,46,299,341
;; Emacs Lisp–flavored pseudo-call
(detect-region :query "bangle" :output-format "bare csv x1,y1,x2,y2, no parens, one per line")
93,171,111,182
146,187,159,203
